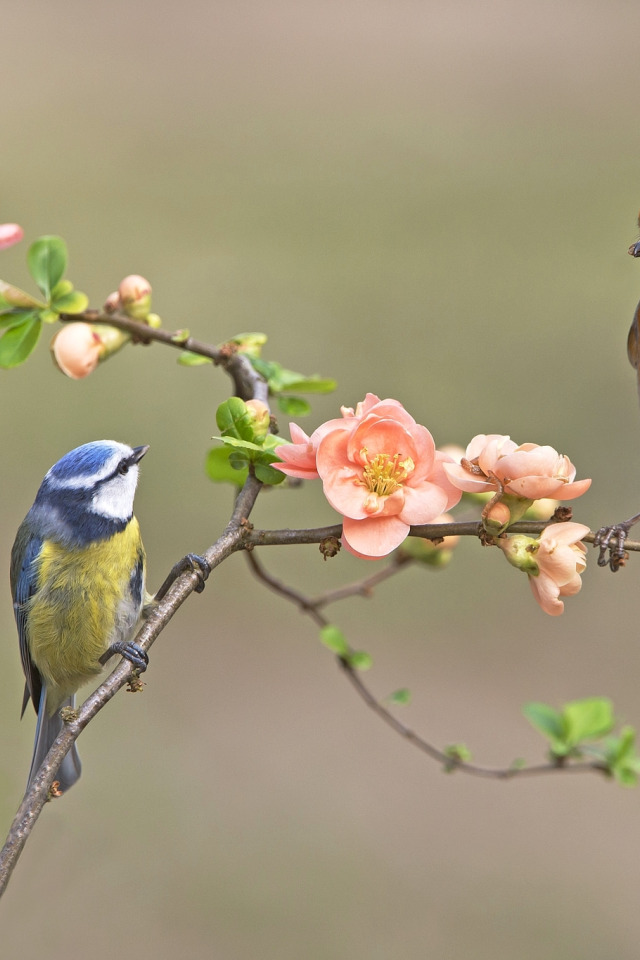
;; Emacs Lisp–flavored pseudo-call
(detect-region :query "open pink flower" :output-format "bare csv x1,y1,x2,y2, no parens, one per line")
274,393,385,479
443,434,591,501
0,223,23,250
499,522,589,616
315,396,463,557
275,419,349,479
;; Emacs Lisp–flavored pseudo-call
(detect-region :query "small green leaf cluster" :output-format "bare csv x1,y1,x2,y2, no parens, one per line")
208,397,285,486
320,624,372,670
0,236,88,368
250,357,337,416
523,697,640,785
443,743,473,772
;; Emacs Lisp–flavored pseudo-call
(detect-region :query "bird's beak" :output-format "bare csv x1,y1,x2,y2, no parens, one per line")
131,445,150,464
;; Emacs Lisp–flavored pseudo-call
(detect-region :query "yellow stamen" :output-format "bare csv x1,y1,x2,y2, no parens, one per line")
359,448,414,497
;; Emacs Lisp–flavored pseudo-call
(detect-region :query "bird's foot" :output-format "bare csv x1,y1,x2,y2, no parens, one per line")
154,553,211,601
100,640,149,671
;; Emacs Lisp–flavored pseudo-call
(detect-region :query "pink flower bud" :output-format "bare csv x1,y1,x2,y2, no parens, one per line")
103,290,121,314
482,500,513,537
0,223,24,250
51,323,104,379
51,323,130,379
118,274,152,319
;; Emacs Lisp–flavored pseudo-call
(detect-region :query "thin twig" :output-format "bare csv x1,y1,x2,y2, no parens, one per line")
58,311,268,404
244,549,611,783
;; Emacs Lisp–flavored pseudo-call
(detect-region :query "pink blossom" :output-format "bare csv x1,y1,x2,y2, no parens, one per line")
529,523,590,616
0,223,24,250
276,394,461,559
443,433,591,501
499,522,589,616
274,419,348,479
274,394,385,479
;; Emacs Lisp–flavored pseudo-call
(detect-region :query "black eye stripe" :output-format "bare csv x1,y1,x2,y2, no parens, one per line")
104,454,138,483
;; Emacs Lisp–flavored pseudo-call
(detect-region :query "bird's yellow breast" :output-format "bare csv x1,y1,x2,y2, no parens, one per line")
28,518,145,705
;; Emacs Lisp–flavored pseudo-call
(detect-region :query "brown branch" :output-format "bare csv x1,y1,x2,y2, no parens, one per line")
58,311,268,403
244,520,640,553
244,549,611,783
4,309,631,884
245,548,409,612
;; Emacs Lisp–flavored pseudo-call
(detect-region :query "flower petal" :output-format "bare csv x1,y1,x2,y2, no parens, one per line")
341,515,409,558
442,461,496,494
398,481,450,524
0,223,24,250
529,572,565,615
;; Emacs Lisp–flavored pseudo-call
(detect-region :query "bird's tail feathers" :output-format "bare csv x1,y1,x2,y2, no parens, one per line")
26,688,82,796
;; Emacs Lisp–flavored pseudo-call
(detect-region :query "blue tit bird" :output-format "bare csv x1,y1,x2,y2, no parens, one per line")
11,440,151,795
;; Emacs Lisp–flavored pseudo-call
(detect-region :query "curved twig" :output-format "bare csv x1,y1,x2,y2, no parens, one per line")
244,550,612,783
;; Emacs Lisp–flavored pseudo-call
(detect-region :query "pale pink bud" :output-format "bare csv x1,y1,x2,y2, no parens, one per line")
51,323,104,379
103,290,121,314
483,500,513,536
51,323,130,379
0,223,24,250
118,274,152,319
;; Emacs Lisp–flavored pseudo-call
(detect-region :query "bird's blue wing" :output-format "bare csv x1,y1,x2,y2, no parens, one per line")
10,527,43,717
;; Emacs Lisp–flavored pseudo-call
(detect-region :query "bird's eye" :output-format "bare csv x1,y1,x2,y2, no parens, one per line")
118,463,129,476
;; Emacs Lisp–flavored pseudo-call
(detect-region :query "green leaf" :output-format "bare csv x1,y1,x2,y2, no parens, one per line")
444,743,472,763
562,697,614,744
0,280,45,309
27,236,67,300
38,307,61,324
0,309,30,330
254,462,286,485
277,395,311,416
228,453,251,474
215,397,255,441
225,332,268,359
50,279,74,299
0,314,42,367
250,357,280,382
205,446,248,486
216,435,269,454
278,377,337,395
50,288,89,315
523,702,566,742
388,688,411,705
250,357,336,395
178,350,213,366
605,726,640,786
320,625,349,657
348,650,373,671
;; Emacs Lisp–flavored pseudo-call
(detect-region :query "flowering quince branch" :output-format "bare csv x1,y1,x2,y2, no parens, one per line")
3,232,640,896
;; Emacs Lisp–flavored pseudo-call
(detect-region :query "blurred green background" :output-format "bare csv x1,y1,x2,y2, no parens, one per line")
2,0,640,956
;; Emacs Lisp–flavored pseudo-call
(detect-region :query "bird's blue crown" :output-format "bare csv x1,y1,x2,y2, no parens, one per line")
27,440,147,547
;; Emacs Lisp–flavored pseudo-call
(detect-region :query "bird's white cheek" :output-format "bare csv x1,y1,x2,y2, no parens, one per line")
90,469,139,520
